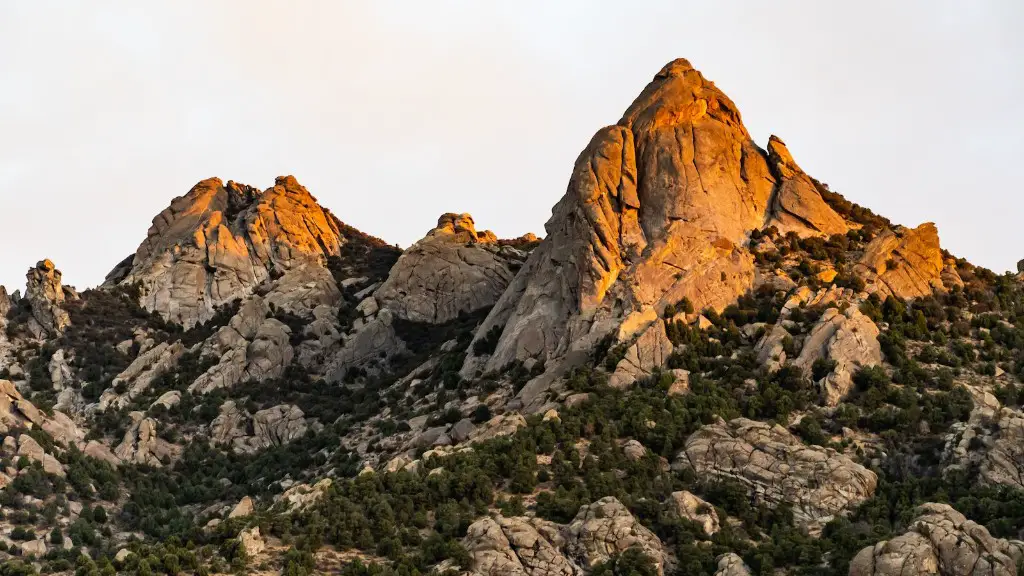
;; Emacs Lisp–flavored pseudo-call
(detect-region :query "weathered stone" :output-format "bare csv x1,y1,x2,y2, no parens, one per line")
17,434,65,477
239,526,264,556
679,418,877,533
326,309,407,381
469,413,527,443
855,223,949,299
450,418,477,443
278,478,333,512
764,136,849,238
373,213,520,324
667,491,720,536
229,496,255,518
714,553,752,576
793,307,882,406
210,401,307,453
150,390,181,411
19,538,47,557
48,349,73,390
622,439,647,462
849,503,1022,576
565,496,666,574
100,341,184,410
24,259,71,338
609,322,674,389
114,412,180,466
465,515,581,576
113,176,345,328
945,390,1024,490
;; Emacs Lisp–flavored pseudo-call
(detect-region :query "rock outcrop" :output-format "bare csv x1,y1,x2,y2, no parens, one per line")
114,412,180,466
849,503,1024,576
463,58,847,395
855,223,951,299
373,213,521,324
24,259,72,338
463,497,664,576
666,491,720,536
113,176,345,327
793,306,882,406
99,341,184,410
608,321,674,388
210,401,308,453
464,516,581,576
188,297,293,395
945,388,1024,490
714,553,753,576
678,418,877,533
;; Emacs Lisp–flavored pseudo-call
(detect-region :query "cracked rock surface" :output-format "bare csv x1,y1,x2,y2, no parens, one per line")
849,503,1024,576
679,417,877,533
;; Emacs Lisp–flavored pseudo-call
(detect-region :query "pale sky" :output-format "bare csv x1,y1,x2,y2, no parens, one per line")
1,2,1022,293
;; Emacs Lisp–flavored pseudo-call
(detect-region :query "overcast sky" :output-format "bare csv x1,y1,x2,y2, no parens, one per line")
1,1,1022,292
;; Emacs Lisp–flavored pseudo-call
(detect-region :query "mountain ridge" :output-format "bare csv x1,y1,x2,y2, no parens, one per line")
0,58,1021,576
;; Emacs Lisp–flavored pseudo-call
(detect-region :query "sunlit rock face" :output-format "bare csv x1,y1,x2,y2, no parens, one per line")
112,176,345,328
463,58,848,390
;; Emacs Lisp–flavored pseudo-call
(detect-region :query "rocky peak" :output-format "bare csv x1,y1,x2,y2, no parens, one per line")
463,58,850,384
115,175,345,327
24,259,72,338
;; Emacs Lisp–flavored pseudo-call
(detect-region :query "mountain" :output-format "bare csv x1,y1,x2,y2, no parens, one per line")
1,59,1022,576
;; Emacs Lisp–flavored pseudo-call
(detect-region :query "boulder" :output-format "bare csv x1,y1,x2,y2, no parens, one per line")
666,491,720,536
565,496,666,574
464,515,580,576
849,503,1023,576
229,496,255,519
112,176,345,328
20,538,47,557
469,413,527,443
24,259,71,338
679,418,877,533
622,440,647,462
608,321,674,389
714,553,752,576
945,390,1024,490
372,213,520,324
239,526,264,556
278,478,333,512
211,401,308,453
17,434,65,477
855,223,949,299
114,412,180,466
326,308,407,382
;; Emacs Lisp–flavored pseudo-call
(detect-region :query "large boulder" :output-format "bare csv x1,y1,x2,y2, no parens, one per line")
764,136,849,238
608,321,674,388
854,223,950,299
666,491,720,536
210,401,308,453
24,259,72,338
114,412,180,466
678,418,877,533
464,516,581,576
372,213,520,324
112,176,345,328
565,496,666,574
849,503,1024,576
462,58,845,393
714,553,753,576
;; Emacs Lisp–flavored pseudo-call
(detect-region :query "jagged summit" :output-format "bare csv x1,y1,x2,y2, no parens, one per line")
108,175,346,327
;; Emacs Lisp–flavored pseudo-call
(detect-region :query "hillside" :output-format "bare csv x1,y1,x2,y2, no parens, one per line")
2,59,1024,576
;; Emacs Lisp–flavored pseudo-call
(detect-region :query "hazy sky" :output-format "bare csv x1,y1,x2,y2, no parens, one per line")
1,2,1022,292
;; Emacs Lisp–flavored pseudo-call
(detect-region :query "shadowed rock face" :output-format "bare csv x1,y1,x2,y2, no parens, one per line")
465,58,848,379
25,259,72,338
114,176,345,328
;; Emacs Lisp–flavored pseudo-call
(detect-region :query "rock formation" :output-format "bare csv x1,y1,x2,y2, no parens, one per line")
608,321,674,388
849,503,1024,576
113,176,345,327
462,58,848,399
945,388,1024,490
24,259,72,338
855,223,952,299
210,401,308,453
463,496,664,576
373,213,520,324
666,490,720,536
114,412,180,466
99,341,184,410
714,553,753,576
793,307,882,406
678,417,877,533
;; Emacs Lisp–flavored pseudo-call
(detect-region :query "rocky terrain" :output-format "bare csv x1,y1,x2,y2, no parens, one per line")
1,58,1022,576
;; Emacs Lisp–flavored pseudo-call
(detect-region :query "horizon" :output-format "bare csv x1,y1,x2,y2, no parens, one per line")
2,2,1022,292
